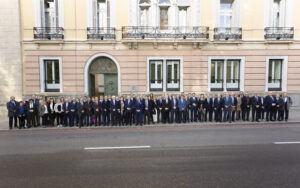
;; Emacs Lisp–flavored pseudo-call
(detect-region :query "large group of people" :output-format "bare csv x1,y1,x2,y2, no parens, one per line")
6,91,293,129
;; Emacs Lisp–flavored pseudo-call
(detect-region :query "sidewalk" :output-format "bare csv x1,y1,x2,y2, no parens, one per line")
1,107,300,131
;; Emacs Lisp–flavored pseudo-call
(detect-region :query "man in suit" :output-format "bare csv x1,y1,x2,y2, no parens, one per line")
32,95,41,127
241,92,251,121
63,98,70,127
259,94,266,120
178,95,187,123
135,96,144,126
189,93,198,122
231,93,238,122
204,94,213,122
283,92,293,122
26,99,36,128
77,98,87,128
69,98,77,127
124,96,132,125
102,96,110,126
7,96,18,129
131,94,136,124
265,92,276,121
276,93,284,121
110,96,118,126
223,92,233,123
251,93,260,122
93,97,102,126
214,94,223,122
211,93,216,122
162,95,170,124
143,95,153,124
170,95,178,123
156,95,163,124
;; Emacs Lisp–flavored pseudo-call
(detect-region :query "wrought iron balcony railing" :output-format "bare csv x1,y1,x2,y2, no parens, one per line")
210,79,224,91
213,27,242,40
122,26,209,40
264,27,294,40
87,27,116,40
34,27,64,40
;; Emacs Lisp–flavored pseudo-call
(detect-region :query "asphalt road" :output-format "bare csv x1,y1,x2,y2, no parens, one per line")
0,124,300,188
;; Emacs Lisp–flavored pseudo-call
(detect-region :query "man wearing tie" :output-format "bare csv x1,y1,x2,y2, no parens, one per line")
102,96,110,126
26,99,36,128
124,96,132,125
241,93,251,121
7,96,18,129
156,95,163,124
251,93,260,122
259,94,266,120
214,94,223,122
265,92,275,121
178,95,187,123
170,95,178,123
204,94,213,122
63,98,70,127
93,97,102,126
135,96,144,126
110,96,118,126
283,92,292,122
189,93,198,122
162,95,170,124
223,92,233,123
69,98,77,127
231,93,238,122
77,98,87,128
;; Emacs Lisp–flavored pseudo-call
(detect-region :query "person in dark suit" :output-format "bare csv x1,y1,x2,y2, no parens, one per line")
214,94,223,122
178,95,187,123
7,96,18,129
251,93,260,122
20,97,29,127
162,95,170,124
17,102,26,129
85,98,93,126
189,93,198,122
156,95,163,124
32,95,41,127
265,92,276,121
47,98,56,127
185,95,190,122
135,96,144,126
124,96,132,125
170,95,178,123
241,93,251,121
259,94,266,120
231,93,238,122
69,98,77,127
93,97,102,126
276,94,284,121
77,98,87,128
143,95,152,124
223,92,233,123
110,96,119,126
102,96,110,126
63,98,70,127
26,99,36,128
131,94,136,124
204,94,213,122
283,92,293,121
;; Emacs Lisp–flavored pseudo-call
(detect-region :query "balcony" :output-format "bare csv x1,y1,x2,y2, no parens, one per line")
268,79,282,91
34,27,64,40
87,27,116,40
122,26,209,40
213,27,242,40
264,27,294,40
226,79,240,91
210,79,224,91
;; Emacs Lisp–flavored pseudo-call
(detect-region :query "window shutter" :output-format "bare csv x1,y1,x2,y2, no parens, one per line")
279,0,286,27
40,0,45,27
214,0,220,27
92,0,97,27
55,0,59,27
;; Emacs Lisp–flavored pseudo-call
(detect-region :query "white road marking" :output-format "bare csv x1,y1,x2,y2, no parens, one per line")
274,142,300,145
84,146,151,150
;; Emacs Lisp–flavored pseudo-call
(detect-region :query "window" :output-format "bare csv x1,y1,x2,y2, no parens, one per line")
210,60,224,91
96,0,109,28
44,60,60,92
178,7,188,28
226,60,240,91
44,0,58,28
147,57,183,92
39,57,62,93
209,57,244,92
167,60,180,91
150,60,163,91
220,0,233,27
272,0,280,27
268,59,282,91
160,7,169,29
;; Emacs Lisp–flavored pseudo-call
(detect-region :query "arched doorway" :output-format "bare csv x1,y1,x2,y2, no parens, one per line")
87,56,119,97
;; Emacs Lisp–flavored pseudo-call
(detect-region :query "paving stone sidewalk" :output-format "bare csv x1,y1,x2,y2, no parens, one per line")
1,107,299,131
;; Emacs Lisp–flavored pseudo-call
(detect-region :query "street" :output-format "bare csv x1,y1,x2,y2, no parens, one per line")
0,124,300,188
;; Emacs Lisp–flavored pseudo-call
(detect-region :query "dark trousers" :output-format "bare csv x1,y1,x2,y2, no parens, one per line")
179,110,187,123
35,112,40,126
198,110,205,122
215,109,222,122
156,109,161,123
49,113,55,126
103,110,110,125
79,114,85,127
266,109,272,121
251,108,256,121
42,114,48,126
260,108,265,119
70,112,76,127
223,108,232,122
56,112,64,125
136,111,143,125
18,115,25,128
111,110,118,126
85,115,92,126
205,109,213,121
144,110,152,124
242,109,250,121
64,113,70,126
125,111,132,125
232,111,236,121
190,108,197,122
285,109,289,121
9,115,18,129
95,112,101,126
162,110,170,123
171,109,178,123
277,110,284,121
27,113,36,127
132,109,136,124
273,108,277,121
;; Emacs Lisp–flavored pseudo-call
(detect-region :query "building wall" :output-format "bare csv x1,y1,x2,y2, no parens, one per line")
0,0,22,117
